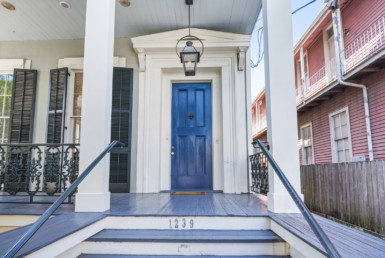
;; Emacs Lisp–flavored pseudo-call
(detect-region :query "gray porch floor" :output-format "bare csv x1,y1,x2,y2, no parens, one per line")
0,192,268,216
108,193,268,216
0,193,384,257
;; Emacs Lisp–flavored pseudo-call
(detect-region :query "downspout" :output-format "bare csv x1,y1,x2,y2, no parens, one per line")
330,0,374,161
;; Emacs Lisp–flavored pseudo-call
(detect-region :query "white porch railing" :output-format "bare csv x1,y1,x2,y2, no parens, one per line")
254,119,267,136
296,58,337,106
344,15,385,72
296,87,303,105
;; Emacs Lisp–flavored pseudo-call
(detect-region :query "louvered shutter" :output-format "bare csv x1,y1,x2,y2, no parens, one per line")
46,68,68,143
109,67,133,193
9,69,37,143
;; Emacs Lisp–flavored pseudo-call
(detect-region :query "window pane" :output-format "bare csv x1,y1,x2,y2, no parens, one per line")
73,117,81,144
0,119,4,143
73,73,83,116
306,147,313,164
344,139,350,151
341,124,348,138
0,75,5,95
4,96,12,116
335,126,342,139
6,75,13,95
0,96,4,116
3,119,8,143
340,112,347,125
345,149,351,162
334,114,341,127
338,150,345,162
337,140,344,151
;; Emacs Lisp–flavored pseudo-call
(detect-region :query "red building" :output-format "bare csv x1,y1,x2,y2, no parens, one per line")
252,89,267,142
252,0,385,165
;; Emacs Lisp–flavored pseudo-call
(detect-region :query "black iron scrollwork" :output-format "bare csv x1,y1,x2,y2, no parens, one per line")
249,145,269,194
0,143,80,203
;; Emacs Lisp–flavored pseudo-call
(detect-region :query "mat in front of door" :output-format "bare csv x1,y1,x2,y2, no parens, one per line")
170,191,206,195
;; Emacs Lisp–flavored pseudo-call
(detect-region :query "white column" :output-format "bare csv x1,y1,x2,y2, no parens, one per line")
262,0,301,213
75,0,116,212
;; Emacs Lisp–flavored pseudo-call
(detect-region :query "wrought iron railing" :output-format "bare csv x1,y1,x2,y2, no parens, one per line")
0,143,79,203
249,141,269,194
4,140,123,258
255,140,340,258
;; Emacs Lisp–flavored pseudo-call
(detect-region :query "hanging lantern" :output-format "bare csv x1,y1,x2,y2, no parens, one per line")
176,0,204,76
180,41,200,76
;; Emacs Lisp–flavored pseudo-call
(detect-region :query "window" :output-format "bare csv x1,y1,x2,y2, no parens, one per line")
258,102,263,126
296,59,302,96
303,53,309,91
72,73,83,144
330,108,352,163
301,124,314,165
296,53,309,92
324,25,337,82
0,74,12,143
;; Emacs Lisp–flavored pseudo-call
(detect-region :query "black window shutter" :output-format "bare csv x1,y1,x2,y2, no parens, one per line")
109,67,133,192
46,68,68,144
9,69,37,143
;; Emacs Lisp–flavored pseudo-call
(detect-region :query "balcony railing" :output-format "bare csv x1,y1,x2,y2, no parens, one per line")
297,58,337,105
344,15,385,72
0,143,79,203
254,119,267,135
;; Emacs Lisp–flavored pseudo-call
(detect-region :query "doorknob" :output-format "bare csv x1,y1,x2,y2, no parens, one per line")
171,151,175,156
188,113,194,119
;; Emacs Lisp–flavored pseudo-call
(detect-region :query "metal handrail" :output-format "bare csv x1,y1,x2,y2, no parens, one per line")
255,140,340,258
4,140,124,258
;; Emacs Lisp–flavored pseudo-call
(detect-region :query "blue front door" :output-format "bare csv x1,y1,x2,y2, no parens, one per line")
171,83,212,190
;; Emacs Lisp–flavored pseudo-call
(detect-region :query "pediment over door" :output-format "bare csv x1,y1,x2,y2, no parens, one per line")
131,28,251,71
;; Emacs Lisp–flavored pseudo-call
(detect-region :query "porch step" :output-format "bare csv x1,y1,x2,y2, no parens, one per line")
81,229,289,256
105,216,270,230
80,255,291,258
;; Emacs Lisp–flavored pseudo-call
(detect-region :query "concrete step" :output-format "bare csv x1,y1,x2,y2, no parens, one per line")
81,229,289,256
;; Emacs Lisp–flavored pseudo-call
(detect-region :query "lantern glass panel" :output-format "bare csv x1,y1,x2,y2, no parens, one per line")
182,53,198,76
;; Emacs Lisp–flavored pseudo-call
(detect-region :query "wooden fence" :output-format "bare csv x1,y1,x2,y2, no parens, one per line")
300,161,385,236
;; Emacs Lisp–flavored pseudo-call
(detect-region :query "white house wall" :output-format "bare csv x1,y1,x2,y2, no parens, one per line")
0,29,252,194
132,29,251,193
0,39,140,191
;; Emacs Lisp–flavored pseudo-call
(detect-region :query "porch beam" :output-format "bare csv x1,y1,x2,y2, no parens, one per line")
75,0,116,212
262,0,301,213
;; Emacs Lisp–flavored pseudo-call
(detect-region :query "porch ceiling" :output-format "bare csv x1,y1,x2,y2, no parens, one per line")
0,0,261,41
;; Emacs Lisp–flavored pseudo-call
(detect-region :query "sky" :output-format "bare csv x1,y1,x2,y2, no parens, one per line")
250,0,327,100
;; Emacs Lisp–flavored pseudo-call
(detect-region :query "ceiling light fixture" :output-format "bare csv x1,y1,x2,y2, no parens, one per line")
176,0,204,76
1,1,16,11
59,1,71,9
119,0,131,7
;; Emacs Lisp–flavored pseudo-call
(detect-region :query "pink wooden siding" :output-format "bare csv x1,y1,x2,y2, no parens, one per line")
362,71,385,160
307,34,325,79
298,87,369,164
296,0,385,164
342,0,385,47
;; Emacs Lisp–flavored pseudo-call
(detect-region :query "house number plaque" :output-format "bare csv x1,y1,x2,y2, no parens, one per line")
169,218,194,229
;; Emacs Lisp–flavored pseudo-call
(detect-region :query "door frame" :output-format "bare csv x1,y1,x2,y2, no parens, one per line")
158,73,223,192
170,82,213,191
